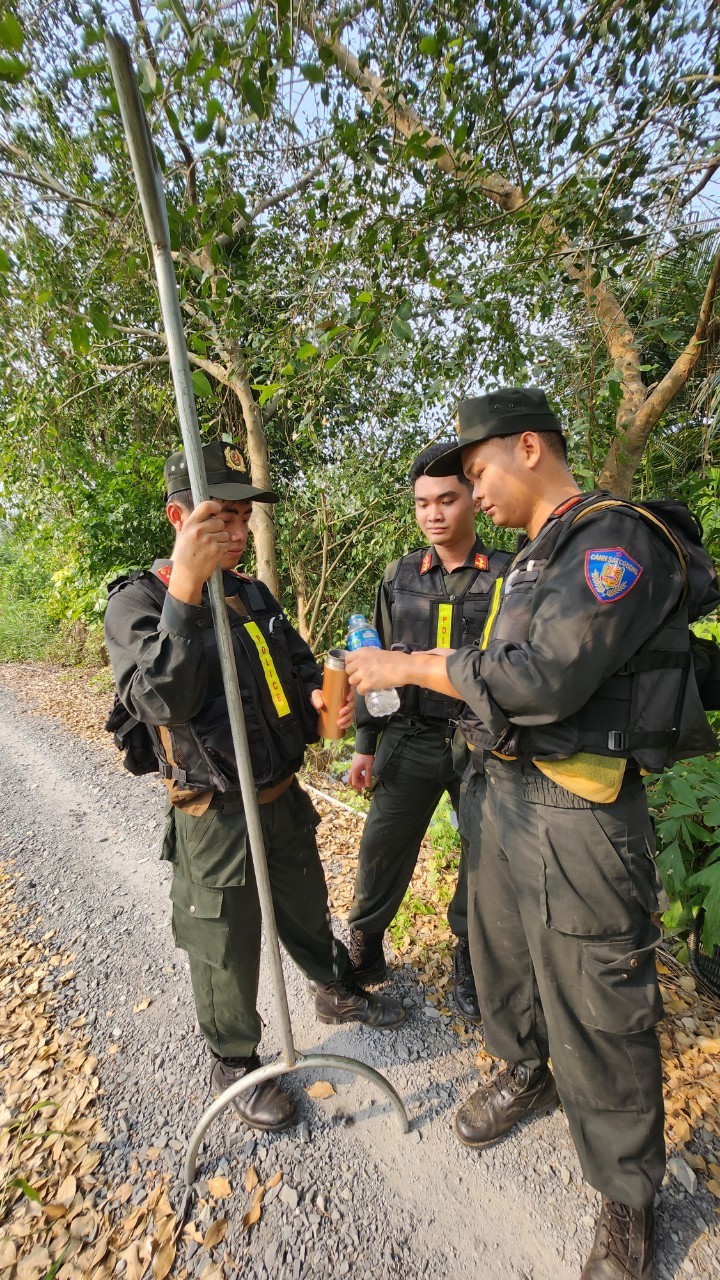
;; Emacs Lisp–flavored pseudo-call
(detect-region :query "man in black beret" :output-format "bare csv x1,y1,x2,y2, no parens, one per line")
104,441,405,1134
346,387,716,1279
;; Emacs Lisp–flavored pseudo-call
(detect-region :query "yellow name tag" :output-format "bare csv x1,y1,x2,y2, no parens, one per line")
436,603,453,649
244,621,292,718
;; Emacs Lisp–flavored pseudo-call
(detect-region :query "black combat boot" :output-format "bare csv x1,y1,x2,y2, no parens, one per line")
581,1198,654,1279
210,1052,296,1132
312,975,405,1029
348,927,387,984
454,1061,558,1148
452,938,481,1021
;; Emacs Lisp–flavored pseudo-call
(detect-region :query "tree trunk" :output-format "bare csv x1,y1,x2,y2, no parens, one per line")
229,365,281,599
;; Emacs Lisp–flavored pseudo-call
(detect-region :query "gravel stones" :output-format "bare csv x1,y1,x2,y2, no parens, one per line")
1,683,719,1279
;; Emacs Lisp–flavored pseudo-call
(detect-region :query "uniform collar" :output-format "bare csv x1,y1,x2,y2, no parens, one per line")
419,535,489,575
149,559,251,592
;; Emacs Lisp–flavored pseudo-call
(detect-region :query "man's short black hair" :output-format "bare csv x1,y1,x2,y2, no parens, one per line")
410,443,471,489
168,487,194,510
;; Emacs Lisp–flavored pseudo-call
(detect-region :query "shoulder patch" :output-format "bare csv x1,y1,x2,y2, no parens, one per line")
420,550,433,575
474,552,488,570
154,563,172,586
585,548,643,603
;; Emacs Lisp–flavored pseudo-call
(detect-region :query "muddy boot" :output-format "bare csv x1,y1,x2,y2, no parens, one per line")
348,927,387,984
312,976,405,1029
454,1061,558,1149
210,1052,296,1132
581,1198,654,1279
452,938,481,1021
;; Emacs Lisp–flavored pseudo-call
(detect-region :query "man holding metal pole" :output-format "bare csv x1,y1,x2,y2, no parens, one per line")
104,440,405,1134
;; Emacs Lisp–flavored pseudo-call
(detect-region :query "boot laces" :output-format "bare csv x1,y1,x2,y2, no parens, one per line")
602,1200,634,1270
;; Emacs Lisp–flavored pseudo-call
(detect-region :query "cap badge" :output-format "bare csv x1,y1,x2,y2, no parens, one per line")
224,446,247,472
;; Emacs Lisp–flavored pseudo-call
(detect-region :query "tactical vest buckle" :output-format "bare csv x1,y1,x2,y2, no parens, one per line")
607,731,626,752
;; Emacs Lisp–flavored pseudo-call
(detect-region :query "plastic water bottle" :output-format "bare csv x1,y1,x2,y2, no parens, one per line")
347,614,401,718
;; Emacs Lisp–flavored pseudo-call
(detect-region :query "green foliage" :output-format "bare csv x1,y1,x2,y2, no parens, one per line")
0,534,58,661
427,796,462,879
388,892,434,949
647,756,720,953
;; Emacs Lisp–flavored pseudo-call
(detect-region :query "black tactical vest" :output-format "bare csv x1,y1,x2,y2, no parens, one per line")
388,545,512,721
107,569,316,792
460,494,717,772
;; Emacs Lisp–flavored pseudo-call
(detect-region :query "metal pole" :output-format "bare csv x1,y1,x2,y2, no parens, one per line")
104,34,409,1180
105,31,295,1066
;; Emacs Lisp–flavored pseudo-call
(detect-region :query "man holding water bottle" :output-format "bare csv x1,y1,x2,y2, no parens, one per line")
346,444,511,1016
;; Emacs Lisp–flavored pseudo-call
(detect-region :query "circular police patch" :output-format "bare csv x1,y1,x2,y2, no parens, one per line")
585,548,643,602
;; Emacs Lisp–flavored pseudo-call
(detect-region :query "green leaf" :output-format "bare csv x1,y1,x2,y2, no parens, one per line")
193,118,212,142
419,34,438,56
296,342,318,360
325,353,343,371
391,315,413,343
191,370,213,397
241,77,265,118
656,840,686,889
0,12,23,50
0,248,11,273
70,321,91,356
9,1176,41,1203
0,53,28,82
300,62,324,84
702,798,720,827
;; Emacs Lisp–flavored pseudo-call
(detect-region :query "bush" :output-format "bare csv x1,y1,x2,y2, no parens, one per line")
647,754,720,954
0,536,57,661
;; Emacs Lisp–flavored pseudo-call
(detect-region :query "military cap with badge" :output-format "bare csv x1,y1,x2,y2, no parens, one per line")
164,439,279,503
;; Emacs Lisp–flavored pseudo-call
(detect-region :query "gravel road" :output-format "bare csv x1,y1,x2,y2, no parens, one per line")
0,682,718,1279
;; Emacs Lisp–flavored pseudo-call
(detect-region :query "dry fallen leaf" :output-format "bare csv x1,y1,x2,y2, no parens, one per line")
244,1167,259,1193
203,1219,228,1250
266,1170,282,1189
207,1175,231,1199
242,1185,265,1231
132,998,152,1013
152,1239,176,1280
306,1080,335,1100
0,1239,17,1268
57,1175,77,1208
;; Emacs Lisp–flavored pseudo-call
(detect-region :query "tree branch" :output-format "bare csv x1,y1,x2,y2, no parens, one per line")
680,157,720,209
0,144,113,217
599,244,720,491
214,162,326,252
307,20,649,475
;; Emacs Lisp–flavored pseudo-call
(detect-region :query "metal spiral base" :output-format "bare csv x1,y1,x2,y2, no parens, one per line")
184,1052,409,1185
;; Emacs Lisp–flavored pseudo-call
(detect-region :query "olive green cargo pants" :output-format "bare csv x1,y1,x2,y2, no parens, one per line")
463,756,665,1209
348,716,468,938
162,779,348,1059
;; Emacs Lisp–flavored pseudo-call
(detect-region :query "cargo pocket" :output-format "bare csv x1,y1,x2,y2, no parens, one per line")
538,805,658,937
580,930,663,1034
289,782,321,833
160,804,177,864
372,726,414,782
170,877,232,969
